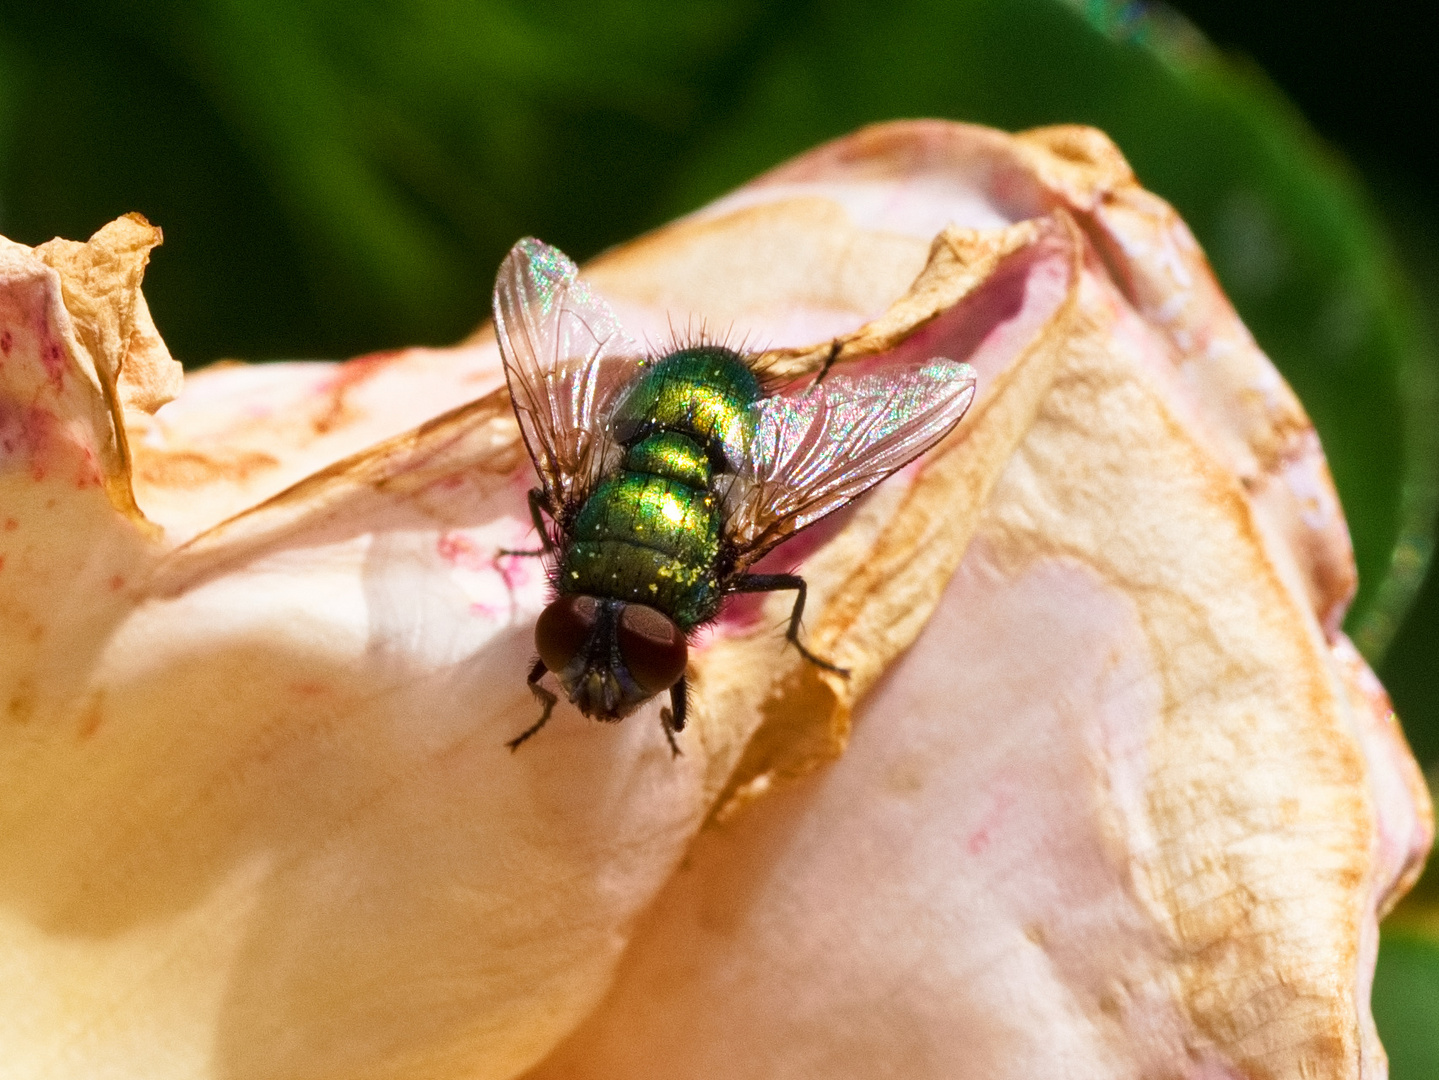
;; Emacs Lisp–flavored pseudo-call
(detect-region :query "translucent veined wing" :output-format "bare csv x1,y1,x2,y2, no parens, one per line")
722,358,977,569
493,238,644,519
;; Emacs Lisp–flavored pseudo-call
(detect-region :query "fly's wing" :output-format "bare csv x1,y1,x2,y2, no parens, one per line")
722,358,977,569
493,238,644,519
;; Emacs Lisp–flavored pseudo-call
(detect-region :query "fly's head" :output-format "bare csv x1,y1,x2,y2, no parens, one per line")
534,595,688,720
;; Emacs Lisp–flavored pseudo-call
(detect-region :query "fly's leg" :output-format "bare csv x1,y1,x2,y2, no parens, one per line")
499,489,555,558
526,488,554,552
495,489,554,621
729,573,850,676
507,658,558,751
667,679,688,732
814,339,843,384
658,678,686,758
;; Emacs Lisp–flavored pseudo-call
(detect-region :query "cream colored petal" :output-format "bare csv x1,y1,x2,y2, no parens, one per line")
1,120,1428,1080
0,226,164,721
127,342,510,544
520,123,1428,1080
524,266,1373,1080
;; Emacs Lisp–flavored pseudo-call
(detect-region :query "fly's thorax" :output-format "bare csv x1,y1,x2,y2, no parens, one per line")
609,346,759,469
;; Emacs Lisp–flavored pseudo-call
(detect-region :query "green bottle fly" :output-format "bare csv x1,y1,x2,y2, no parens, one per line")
494,239,977,753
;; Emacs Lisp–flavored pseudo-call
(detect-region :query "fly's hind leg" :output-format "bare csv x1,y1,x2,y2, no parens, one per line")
658,678,687,758
729,573,850,677
507,658,559,751
499,489,556,558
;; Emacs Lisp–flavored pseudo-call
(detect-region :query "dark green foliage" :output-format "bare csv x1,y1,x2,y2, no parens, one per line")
1374,933,1439,1078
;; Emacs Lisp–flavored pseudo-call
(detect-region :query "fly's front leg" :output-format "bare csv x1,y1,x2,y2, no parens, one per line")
729,573,850,677
658,677,687,758
507,657,558,751
499,489,555,558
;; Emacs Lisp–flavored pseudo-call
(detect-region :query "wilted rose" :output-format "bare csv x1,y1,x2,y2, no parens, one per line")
0,122,1430,1079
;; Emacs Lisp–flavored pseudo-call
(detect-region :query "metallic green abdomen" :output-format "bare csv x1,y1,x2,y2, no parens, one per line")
560,347,760,629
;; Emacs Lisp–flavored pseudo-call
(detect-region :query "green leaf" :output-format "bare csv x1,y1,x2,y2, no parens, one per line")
1375,929,1439,1080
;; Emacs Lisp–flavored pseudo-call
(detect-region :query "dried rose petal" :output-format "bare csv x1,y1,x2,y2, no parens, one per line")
0,123,1429,1080
516,124,1433,1079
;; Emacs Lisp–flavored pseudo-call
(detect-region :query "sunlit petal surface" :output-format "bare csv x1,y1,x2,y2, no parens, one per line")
0,123,1429,1080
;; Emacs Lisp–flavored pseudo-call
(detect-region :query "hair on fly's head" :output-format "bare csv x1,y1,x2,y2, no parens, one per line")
653,314,754,356
648,314,795,392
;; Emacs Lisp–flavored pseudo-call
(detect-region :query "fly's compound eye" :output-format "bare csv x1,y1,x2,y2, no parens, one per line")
536,595,599,675
616,603,688,695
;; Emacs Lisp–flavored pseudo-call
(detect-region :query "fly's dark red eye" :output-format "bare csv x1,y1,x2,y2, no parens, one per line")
535,595,599,675
616,604,688,694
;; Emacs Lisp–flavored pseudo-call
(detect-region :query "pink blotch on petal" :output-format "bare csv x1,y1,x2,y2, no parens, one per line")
3,403,58,483
40,339,65,389
497,553,538,593
436,531,491,572
314,349,401,396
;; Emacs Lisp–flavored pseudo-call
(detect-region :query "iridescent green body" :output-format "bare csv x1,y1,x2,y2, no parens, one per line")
559,347,759,629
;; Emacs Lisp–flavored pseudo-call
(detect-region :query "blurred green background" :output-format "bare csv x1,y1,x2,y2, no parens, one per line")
2,0,1436,1071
